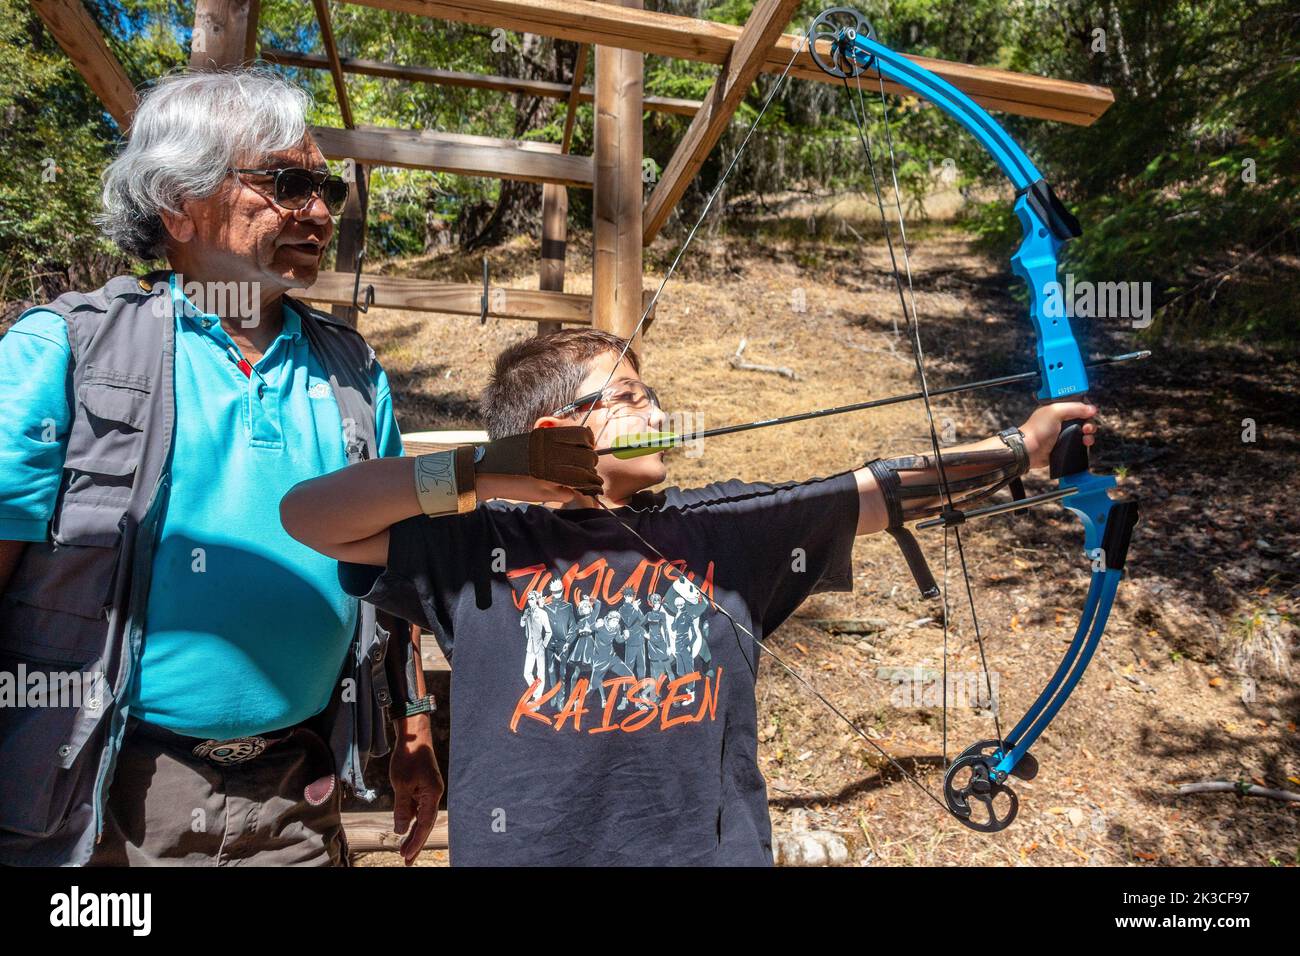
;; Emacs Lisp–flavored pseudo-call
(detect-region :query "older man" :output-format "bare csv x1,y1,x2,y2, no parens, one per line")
0,69,443,865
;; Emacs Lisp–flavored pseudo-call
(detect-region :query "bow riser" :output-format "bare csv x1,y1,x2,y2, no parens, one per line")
1011,199,1090,401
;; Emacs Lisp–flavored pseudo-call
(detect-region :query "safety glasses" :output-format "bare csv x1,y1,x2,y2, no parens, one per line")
228,166,350,216
552,381,661,419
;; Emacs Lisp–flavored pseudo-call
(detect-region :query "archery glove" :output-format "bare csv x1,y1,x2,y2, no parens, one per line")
477,426,604,497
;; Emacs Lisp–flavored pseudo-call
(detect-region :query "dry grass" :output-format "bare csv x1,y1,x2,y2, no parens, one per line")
349,204,1299,867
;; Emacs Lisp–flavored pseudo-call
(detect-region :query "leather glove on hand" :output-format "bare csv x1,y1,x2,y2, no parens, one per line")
477,426,603,497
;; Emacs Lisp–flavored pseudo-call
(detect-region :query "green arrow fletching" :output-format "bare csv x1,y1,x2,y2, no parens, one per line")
608,431,680,459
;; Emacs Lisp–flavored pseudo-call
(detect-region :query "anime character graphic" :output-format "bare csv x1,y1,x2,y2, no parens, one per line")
668,595,698,703
668,576,712,672
643,592,673,697
543,578,578,705
617,587,648,680
520,589,553,699
517,569,717,712
589,611,636,711
566,595,603,702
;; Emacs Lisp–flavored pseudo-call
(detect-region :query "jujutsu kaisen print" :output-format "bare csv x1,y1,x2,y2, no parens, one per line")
514,571,721,721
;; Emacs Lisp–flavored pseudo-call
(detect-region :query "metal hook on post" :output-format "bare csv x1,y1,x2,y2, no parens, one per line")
351,241,374,315
346,158,374,318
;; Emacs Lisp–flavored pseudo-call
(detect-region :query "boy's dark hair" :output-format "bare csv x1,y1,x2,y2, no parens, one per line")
480,328,641,439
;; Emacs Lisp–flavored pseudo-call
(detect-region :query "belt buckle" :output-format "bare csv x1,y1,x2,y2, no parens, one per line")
192,736,269,765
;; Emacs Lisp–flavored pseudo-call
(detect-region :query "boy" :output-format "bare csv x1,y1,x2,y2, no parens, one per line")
280,329,1097,865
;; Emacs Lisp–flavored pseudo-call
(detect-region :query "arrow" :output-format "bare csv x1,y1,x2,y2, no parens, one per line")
597,351,1149,459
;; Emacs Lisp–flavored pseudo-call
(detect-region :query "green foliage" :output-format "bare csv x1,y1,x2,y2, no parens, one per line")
997,0,1299,345
0,0,1294,345
0,0,122,309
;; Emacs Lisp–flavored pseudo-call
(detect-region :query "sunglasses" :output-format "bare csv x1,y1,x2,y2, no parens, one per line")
228,166,350,216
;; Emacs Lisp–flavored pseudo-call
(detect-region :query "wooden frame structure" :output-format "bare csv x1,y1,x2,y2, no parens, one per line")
29,0,1114,336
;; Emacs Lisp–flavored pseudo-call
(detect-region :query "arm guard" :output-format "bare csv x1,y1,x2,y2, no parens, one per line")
866,428,1030,598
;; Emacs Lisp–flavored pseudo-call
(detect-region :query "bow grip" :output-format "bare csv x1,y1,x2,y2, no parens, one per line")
1049,418,1090,478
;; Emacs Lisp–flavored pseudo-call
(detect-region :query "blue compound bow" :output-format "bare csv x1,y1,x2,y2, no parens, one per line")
808,7,1140,831
583,7,1140,833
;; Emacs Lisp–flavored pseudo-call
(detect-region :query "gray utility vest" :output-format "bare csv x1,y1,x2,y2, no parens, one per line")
0,272,395,865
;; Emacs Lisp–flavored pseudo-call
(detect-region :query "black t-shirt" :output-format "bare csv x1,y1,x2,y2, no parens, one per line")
340,473,859,865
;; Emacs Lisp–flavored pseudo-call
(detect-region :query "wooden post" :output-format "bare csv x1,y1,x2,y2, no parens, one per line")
591,1,643,340
190,0,259,70
307,0,366,326
536,183,567,336
536,44,587,337
331,163,369,327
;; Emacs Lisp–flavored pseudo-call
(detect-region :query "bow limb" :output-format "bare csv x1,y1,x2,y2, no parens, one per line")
838,21,1090,400
994,469,1139,771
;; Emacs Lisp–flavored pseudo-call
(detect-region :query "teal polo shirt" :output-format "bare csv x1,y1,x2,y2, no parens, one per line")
0,276,404,740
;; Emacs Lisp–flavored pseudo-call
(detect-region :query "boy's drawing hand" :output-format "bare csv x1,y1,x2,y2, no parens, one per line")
477,425,604,497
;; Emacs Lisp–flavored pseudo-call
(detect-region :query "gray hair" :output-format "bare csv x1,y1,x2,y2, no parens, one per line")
97,68,315,260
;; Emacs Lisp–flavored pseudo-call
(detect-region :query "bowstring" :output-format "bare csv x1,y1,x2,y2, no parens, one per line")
874,69,1004,747
842,62,1004,754
569,28,952,814
577,39,805,430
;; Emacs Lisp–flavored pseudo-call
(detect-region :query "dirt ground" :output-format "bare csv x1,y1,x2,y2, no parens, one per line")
289,199,1294,866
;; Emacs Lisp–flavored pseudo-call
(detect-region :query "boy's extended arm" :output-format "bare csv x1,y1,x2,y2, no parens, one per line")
282,456,422,565
852,400,1098,536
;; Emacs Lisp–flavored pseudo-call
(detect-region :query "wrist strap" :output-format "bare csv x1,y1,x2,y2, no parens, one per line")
413,448,478,517
997,427,1030,501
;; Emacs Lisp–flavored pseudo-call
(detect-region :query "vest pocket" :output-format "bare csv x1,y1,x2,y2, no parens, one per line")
0,541,119,649
55,368,151,548
0,640,113,837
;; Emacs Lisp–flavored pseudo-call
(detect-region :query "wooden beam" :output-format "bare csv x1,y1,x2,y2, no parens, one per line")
342,810,449,854
418,631,451,672
298,271,597,324
30,0,137,129
310,125,595,186
643,0,800,245
778,36,1109,125
339,0,1113,125
561,44,588,153
260,47,701,117
191,0,257,70
311,0,354,128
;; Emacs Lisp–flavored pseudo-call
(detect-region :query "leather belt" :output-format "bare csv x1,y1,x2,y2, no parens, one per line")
130,718,298,766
